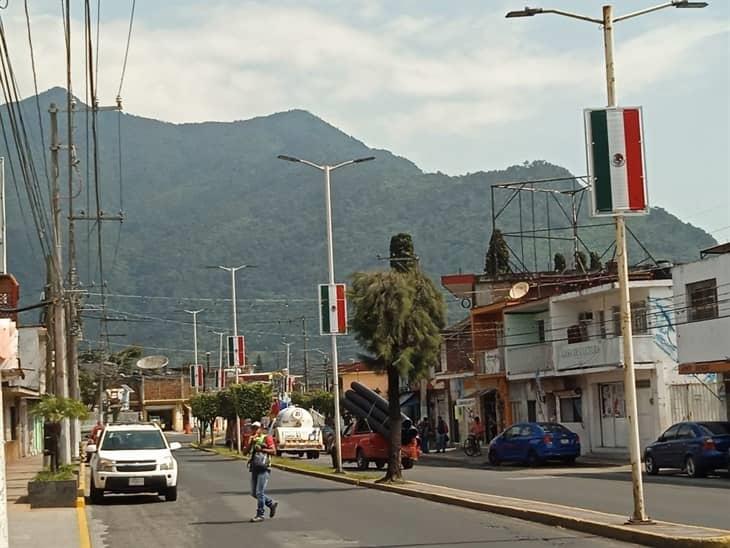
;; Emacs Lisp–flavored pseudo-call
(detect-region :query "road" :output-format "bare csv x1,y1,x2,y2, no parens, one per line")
307,452,728,530
87,441,636,548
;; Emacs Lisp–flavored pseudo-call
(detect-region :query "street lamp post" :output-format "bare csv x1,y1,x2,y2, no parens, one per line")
211,264,256,454
506,0,707,524
184,309,204,368
277,153,375,473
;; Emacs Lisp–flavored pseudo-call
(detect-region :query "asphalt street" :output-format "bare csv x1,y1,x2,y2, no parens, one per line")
87,442,637,548
304,453,729,530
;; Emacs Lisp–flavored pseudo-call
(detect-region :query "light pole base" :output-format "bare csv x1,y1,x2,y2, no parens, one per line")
625,516,655,526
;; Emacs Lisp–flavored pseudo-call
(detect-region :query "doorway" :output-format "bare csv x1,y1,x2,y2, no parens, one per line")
599,382,627,448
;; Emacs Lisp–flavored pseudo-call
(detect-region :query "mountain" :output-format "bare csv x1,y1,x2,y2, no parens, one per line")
1,88,715,370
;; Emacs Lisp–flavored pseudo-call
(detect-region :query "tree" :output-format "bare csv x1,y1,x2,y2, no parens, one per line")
554,253,566,272
575,251,588,273
229,382,273,423
389,233,417,272
190,392,220,445
291,389,334,419
350,234,445,482
30,395,89,471
485,229,510,276
589,251,602,271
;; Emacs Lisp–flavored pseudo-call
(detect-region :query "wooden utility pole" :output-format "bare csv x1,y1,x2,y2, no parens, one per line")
49,103,71,465
65,0,81,456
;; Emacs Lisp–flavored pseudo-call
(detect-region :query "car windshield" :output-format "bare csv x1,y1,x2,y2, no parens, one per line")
698,422,730,436
101,430,167,450
538,423,571,434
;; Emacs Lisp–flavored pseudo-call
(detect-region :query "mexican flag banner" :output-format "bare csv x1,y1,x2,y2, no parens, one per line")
584,107,648,216
319,283,347,335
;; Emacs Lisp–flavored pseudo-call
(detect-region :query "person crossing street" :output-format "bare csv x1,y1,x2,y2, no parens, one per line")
245,421,278,522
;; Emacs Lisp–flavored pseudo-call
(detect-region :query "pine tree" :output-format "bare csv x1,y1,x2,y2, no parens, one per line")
485,229,511,276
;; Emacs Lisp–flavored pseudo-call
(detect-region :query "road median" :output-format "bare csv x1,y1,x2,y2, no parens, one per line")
190,442,730,547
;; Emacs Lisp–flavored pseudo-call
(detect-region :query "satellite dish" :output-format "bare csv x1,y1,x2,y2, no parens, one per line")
136,355,169,370
508,282,530,300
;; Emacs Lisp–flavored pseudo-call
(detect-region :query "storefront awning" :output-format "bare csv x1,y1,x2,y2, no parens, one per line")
461,388,497,400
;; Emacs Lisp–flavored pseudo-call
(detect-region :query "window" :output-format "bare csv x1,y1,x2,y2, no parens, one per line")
612,306,621,337
698,422,730,436
631,301,648,334
527,400,537,422
536,319,546,343
660,424,680,441
677,424,695,439
559,396,583,423
101,430,166,450
611,303,647,335
354,419,372,435
578,311,593,341
503,425,521,439
518,426,532,437
597,310,607,339
687,279,718,322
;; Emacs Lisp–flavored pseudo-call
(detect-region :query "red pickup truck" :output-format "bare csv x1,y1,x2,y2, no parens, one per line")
337,418,420,470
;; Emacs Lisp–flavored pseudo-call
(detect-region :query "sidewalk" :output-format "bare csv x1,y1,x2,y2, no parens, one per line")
6,454,80,548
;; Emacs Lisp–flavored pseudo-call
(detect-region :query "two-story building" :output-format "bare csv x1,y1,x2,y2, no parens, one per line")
502,276,700,455
672,243,729,420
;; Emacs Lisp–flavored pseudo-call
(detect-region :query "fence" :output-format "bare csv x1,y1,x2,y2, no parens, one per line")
669,382,726,422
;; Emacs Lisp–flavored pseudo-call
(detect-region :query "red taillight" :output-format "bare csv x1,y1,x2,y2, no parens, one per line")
702,438,716,451
543,434,553,445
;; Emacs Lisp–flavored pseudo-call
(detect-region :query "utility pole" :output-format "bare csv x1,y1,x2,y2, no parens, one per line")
49,103,71,465
301,317,309,391
0,157,7,548
64,0,81,458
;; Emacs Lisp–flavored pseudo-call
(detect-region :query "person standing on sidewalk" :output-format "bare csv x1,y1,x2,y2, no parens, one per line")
245,421,278,522
436,416,449,453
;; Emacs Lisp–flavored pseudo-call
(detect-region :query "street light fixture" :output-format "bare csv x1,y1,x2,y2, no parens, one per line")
505,0,706,525
277,153,375,473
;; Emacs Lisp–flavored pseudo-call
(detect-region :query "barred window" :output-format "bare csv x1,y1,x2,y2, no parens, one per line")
687,279,718,322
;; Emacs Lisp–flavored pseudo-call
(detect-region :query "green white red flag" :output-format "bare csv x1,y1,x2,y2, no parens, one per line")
319,284,347,335
584,107,648,216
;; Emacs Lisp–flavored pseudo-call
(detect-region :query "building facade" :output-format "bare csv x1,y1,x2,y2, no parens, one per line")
672,244,730,420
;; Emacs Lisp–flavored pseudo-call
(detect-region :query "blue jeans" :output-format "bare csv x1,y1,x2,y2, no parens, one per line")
436,433,447,452
250,469,274,517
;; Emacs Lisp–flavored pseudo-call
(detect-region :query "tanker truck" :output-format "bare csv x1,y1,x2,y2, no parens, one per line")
270,405,324,459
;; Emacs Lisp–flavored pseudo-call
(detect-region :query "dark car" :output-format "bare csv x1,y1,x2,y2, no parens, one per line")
644,421,730,478
487,422,580,466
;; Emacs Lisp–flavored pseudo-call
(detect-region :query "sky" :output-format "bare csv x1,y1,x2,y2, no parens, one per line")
2,0,729,242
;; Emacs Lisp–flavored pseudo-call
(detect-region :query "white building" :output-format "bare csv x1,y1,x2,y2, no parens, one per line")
672,243,730,420
502,278,699,455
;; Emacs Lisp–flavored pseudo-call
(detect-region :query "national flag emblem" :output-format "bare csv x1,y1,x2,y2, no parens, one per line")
319,283,347,335
189,364,203,388
227,336,245,367
584,107,648,216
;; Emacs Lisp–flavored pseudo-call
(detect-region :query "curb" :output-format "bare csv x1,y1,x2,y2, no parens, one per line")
76,461,91,548
189,444,730,548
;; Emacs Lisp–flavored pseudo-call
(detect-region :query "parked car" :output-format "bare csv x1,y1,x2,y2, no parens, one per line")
338,418,420,470
87,422,182,503
487,422,581,466
644,421,730,478
320,424,335,453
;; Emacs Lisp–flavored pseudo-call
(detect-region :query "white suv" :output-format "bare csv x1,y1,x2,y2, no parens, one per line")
87,423,181,503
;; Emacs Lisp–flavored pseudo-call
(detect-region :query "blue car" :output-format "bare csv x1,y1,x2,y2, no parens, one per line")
644,421,730,478
487,422,580,466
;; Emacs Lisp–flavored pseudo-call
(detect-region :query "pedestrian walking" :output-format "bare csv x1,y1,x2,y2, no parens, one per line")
245,421,278,522
436,416,449,453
